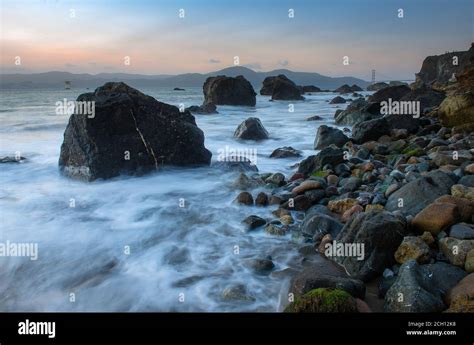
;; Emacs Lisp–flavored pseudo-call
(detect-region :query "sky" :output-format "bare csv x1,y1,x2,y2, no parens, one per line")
0,0,473,80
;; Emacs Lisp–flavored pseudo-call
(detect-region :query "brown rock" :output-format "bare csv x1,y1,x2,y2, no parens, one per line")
465,249,474,273
446,274,474,313
272,208,290,218
464,163,474,174
292,180,322,194
318,234,333,256
419,231,435,246
412,202,460,235
269,195,283,205
327,174,339,185
280,214,294,225
451,184,474,202
341,205,364,223
394,236,430,264
435,195,474,222
356,298,372,313
235,192,254,205
255,192,268,206
328,198,359,214
439,237,474,267
365,204,384,212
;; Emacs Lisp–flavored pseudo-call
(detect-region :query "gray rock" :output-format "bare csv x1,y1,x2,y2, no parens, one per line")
314,125,349,149
458,174,474,187
385,170,455,216
260,75,304,100
242,215,266,231
300,213,343,243
334,211,409,282
384,260,465,312
234,117,269,141
297,145,345,175
330,96,346,104
270,146,302,158
352,118,391,144
449,223,474,240
289,258,366,298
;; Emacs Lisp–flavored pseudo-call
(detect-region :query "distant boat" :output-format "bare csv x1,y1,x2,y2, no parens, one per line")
64,81,71,89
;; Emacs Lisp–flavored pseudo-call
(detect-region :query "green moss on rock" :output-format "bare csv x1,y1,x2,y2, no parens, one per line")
284,288,357,313
310,170,329,178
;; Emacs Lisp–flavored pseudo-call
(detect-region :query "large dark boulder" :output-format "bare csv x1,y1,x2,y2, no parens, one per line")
300,212,343,243
203,75,256,106
234,117,269,141
351,118,390,144
385,170,456,216
334,98,379,126
260,75,304,100
58,82,212,181
297,145,345,176
314,125,349,149
289,258,366,298
384,260,466,312
384,114,420,134
400,86,446,113
333,211,409,282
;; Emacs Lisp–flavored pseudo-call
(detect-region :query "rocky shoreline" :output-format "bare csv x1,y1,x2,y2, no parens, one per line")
5,44,471,313
231,43,474,313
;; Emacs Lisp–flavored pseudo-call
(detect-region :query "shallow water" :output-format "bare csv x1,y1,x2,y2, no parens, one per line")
0,86,366,311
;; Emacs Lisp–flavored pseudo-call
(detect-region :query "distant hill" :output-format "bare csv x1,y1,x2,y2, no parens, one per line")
0,66,370,90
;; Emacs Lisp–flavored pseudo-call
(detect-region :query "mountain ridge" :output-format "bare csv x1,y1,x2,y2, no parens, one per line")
0,66,370,90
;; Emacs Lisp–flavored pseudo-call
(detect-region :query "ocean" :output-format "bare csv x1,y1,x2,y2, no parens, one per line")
0,86,366,311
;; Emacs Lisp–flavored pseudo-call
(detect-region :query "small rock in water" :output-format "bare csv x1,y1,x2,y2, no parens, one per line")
270,146,302,158
0,156,26,163
221,284,255,302
234,117,269,141
255,192,269,206
235,192,254,205
242,215,266,230
245,257,275,275
264,223,287,236
306,115,323,121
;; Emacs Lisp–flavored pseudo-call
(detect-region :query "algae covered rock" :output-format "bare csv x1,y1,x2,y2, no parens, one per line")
284,288,357,313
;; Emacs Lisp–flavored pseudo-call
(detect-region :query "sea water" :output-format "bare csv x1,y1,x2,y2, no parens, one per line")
0,86,363,311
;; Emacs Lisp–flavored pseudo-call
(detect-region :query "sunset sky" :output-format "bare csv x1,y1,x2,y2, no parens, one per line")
1,0,472,80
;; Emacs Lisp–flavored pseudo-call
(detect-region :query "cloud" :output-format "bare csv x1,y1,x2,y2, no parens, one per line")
208,58,221,64
103,65,116,70
241,62,262,70
64,63,77,68
278,59,289,67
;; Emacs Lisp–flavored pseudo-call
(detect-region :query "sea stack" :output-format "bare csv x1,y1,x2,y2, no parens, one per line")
202,75,256,106
59,82,212,181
